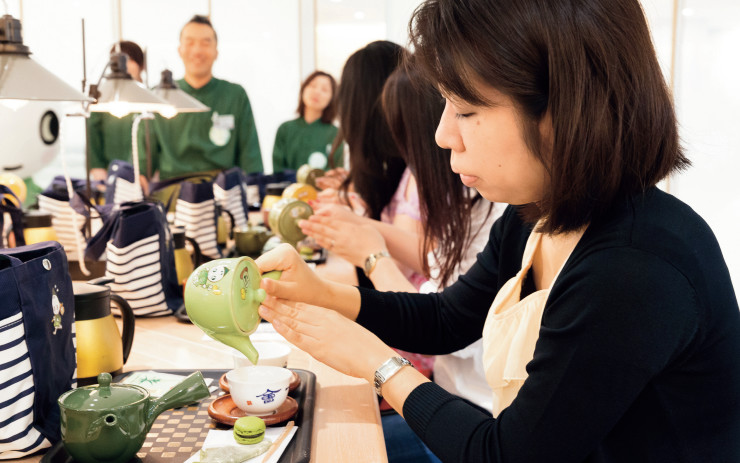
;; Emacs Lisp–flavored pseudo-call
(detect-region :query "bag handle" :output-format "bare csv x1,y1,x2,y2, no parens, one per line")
0,186,25,247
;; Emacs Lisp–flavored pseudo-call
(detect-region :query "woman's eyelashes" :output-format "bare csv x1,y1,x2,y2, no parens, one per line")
455,112,475,119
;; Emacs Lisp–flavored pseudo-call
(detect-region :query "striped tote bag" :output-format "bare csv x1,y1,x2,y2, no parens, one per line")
37,176,103,261
85,201,182,317
214,167,251,231
103,160,143,205
0,242,76,458
174,180,221,260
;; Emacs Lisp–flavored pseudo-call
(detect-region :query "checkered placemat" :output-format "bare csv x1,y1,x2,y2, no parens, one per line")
136,398,224,461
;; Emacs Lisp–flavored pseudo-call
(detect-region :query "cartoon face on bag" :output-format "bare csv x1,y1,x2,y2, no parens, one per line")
50,288,65,335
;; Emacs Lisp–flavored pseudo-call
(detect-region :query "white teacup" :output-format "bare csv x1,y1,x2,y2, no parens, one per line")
226,366,292,414
232,342,291,368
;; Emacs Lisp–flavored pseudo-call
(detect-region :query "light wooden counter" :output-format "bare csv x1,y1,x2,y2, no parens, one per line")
22,252,385,462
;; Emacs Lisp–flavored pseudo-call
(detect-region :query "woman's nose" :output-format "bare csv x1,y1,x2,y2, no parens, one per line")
435,101,464,152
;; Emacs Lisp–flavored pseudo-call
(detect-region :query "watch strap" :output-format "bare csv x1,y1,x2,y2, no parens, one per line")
374,356,412,397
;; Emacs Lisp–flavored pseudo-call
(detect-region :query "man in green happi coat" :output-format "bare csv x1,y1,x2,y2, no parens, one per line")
141,15,263,183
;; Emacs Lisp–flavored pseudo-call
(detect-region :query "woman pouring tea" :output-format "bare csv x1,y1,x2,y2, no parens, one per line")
256,0,740,461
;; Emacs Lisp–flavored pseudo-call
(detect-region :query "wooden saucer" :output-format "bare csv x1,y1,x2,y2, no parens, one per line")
208,394,298,426
220,370,300,393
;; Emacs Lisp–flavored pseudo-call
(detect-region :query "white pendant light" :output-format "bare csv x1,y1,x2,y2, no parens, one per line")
0,14,92,102
88,52,176,118
152,70,210,113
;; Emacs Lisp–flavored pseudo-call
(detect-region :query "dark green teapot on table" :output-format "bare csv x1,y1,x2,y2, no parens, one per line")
57,371,209,463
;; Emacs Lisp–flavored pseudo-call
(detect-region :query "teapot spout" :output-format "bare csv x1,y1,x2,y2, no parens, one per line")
145,371,210,430
213,333,260,365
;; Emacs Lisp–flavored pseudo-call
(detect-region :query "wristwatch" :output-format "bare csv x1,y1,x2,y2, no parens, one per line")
363,250,390,278
374,356,412,397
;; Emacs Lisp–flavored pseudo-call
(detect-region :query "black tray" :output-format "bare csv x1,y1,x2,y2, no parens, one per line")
40,369,315,463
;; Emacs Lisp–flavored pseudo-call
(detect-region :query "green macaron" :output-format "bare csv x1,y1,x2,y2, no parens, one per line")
233,416,266,445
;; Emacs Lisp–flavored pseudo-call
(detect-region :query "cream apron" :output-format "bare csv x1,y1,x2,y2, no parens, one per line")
481,224,582,417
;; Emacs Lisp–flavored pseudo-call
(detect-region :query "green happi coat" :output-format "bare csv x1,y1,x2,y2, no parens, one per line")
271,117,342,172
87,112,136,169
141,77,263,179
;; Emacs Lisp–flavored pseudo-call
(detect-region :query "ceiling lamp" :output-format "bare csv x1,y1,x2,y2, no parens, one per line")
0,14,92,102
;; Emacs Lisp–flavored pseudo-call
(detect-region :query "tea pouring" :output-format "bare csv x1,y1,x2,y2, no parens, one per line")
184,257,281,364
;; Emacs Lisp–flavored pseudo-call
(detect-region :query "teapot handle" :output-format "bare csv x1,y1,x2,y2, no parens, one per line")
110,293,135,364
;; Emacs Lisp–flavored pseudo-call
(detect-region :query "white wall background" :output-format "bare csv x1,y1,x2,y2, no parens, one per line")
2,0,739,289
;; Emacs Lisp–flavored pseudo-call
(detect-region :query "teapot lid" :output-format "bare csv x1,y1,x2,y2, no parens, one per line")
59,373,147,411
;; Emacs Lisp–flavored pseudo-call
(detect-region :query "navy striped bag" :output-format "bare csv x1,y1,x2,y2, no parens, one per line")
174,180,221,260
214,167,251,231
104,160,143,205
0,242,76,458
85,201,181,317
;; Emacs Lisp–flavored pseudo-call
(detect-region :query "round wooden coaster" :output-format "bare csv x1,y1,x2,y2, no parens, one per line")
208,394,298,426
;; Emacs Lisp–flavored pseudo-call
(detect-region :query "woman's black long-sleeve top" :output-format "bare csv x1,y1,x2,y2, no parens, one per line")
356,187,740,462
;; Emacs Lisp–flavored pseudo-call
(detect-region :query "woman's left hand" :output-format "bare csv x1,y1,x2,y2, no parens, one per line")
258,299,395,382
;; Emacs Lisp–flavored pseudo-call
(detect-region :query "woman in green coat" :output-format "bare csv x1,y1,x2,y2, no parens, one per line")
272,71,342,173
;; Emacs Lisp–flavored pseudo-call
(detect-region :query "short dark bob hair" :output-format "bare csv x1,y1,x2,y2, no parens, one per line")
296,71,337,124
409,0,690,233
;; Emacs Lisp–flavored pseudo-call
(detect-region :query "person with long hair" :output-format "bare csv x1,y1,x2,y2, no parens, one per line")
255,0,740,461
302,63,505,462
272,71,342,172
313,40,428,289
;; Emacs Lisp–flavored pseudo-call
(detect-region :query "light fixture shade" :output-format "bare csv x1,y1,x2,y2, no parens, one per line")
88,53,175,118
152,86,210,113
152,70,209,113
0,14,92,102
89,77,176,118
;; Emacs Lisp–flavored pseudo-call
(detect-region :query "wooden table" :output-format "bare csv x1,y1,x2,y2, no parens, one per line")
22,252,386,462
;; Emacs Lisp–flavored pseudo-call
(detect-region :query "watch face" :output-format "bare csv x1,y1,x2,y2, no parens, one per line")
364,255,374,276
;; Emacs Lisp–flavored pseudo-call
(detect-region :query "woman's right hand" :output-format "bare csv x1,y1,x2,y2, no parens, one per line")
315,167,348,191
256,243,328,308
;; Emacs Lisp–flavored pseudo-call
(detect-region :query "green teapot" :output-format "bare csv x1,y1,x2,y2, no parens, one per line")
58,371,209,463
234,224,274,256
184,257,281,365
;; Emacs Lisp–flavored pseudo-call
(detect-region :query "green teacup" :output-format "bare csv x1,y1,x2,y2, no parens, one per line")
184,257,281,365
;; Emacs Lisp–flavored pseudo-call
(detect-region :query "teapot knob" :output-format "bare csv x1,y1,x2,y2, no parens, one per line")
255,288,266,304
97,372,112,397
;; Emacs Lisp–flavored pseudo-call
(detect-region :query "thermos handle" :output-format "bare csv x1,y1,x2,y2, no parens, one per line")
110,293,135,364
183,235,203,267
221,208,236,239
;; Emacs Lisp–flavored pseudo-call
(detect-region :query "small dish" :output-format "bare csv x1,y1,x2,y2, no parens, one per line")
208,394,298,426
220,370,300,393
